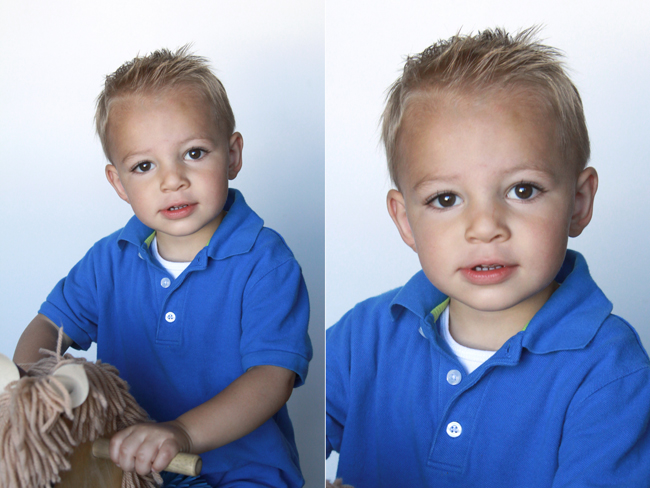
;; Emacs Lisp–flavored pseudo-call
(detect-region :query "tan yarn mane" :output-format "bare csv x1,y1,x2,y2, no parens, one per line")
0,336,162,488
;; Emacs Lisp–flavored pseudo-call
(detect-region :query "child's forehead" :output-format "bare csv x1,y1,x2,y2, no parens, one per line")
104,86,225,160
399,85,559,151
396,86,567,185
110,84,206,112
405,84,555,125
107,86,220,130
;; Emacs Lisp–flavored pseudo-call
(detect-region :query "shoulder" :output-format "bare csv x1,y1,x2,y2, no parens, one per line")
210,190,296,269
67,223,135,271
327,286,404,348
328,269,439,342
588,314,649,371
571,314,650,405
250,226,297,266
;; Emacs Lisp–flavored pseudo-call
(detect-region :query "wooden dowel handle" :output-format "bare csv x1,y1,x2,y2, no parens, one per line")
92,438,202,477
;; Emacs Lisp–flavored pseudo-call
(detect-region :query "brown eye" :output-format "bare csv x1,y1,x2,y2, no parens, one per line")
515,185,532,198
185,148,205,160
135,161,152,172
431,193,461,208
507,183,540,200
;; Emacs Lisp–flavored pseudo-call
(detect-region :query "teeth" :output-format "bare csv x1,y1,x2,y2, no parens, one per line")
474,265,503,271
169,205,188,211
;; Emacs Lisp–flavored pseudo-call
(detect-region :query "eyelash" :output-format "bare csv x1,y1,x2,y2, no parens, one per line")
128,147,209,173
507,181,546,201
185,147,209,160
424,181,546,208
132,161,153,173
425,190,460,209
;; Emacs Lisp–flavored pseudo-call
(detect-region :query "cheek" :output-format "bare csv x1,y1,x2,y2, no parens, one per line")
199,172,230,205
123,180,151,203
411,222,451,271
522,214,569,272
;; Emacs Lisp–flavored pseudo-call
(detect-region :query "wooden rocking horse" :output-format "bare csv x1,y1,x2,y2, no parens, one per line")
0,340,201,488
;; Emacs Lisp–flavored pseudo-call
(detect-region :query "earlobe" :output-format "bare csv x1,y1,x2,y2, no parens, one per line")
227,132,243,180
569,167,598,237
387,189,417,252
105,164,130,204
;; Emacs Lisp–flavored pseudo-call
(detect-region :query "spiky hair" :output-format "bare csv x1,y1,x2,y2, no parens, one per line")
95,46,235,161
381,27,590,188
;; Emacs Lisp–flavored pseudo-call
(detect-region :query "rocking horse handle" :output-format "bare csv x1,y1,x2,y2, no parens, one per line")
92,438,202,477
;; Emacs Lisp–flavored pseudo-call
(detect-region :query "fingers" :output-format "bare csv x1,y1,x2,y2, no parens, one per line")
151,439,177,473
109,423,184,476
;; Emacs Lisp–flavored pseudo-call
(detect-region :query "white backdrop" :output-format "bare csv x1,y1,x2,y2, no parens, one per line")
0,0,324,485
325,0,650,479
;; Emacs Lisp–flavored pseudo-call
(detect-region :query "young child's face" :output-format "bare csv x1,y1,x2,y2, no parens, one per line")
105,86,242,259
388,89,597,317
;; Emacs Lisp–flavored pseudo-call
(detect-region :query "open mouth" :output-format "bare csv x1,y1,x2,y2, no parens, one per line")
472,264,504,271
168,204,188,211
462,263,514,285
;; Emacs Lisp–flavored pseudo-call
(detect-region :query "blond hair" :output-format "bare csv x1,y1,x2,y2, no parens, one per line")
95,46,235,161
381,27,590,188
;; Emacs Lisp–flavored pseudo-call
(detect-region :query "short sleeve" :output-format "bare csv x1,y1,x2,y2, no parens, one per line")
553,366,650,487
240,258,312,387
38,246,100,350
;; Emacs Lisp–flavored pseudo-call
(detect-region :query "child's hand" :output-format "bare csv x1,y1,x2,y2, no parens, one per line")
109,420,193,476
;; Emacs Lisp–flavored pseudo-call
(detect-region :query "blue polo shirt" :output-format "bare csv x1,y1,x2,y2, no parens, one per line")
327,251,650,487
40,189,312,487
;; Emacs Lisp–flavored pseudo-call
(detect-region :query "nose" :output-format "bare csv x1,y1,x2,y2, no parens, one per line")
160,162,189,192
465,200,510,243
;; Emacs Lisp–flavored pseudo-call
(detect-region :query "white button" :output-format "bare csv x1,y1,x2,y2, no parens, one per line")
138,253,144,260
161,277,171,288
165,312,176,323
446,369,462,386
418,327,426,338
446,422,462,438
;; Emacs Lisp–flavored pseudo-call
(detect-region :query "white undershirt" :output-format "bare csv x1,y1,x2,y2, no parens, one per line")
151,236,191,279
440,306,496,374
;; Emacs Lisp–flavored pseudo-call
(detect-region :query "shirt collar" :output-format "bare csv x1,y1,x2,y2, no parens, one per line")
389,250,612,354
521,251,612,353
116,188,264,261
205,189,263,260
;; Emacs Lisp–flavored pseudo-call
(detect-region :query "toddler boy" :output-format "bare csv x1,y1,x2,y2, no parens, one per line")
326,28,650,487
14,47,312,487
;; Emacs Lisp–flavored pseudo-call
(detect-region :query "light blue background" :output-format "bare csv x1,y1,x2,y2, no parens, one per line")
0,1,324,485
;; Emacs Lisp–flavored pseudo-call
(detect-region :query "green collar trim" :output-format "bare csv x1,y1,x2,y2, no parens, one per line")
142,231,211,250
430,297,529,331
431,298,450,321
144,231,156,247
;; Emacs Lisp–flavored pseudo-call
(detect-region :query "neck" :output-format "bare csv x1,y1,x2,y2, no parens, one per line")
448,281,559,351
156,210,226,262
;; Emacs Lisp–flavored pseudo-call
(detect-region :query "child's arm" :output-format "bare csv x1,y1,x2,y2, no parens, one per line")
13,314,74,368
109,365,295,476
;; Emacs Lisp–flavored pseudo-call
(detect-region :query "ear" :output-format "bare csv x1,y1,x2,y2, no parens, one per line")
105,164,130,204
227,132,243,180
569,167,598,237
387,189,417,252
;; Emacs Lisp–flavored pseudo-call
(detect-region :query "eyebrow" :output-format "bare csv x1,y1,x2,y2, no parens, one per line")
412,162,558,192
